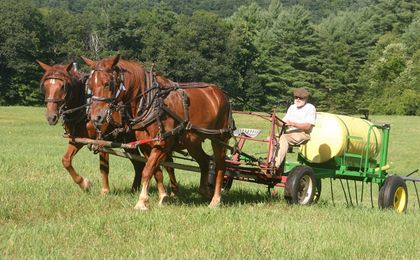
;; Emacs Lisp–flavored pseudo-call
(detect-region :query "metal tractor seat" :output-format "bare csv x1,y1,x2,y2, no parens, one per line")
233,128,261,138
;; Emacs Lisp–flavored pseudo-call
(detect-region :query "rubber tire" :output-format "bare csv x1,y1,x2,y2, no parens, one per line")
378,175,408,213
284,166,317,205
208,164,233,192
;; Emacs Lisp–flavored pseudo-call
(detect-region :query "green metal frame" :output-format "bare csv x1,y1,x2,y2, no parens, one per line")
285,123,391,185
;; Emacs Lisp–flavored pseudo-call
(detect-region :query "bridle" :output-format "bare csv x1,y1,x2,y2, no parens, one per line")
41,71,89,129
40,73,70,104
86,66,127,138
87,68,126,104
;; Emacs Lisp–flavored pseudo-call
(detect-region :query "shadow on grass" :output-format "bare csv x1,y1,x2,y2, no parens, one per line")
169,184,279,207
107,183,280,207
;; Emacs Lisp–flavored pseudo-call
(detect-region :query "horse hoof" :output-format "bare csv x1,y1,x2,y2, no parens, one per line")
131,187,140,194
170,187,179,197
134,202,149,211
208,197,221,208
159,195,169,206
80,178,92,192
208,201,221,208
101,189,110,195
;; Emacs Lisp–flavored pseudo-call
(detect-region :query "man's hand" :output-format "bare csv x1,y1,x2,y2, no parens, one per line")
285,120,313,131
284,120,293,127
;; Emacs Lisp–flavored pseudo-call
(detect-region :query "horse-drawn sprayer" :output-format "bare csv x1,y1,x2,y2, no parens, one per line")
39,55,420,212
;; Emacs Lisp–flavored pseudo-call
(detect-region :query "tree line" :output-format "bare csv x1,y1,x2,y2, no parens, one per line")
0,0,419,115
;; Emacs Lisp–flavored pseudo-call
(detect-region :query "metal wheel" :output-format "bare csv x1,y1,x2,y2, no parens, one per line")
378,176,408,213
284,166,317,205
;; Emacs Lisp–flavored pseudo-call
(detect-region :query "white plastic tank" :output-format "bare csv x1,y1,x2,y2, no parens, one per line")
299,112,382,163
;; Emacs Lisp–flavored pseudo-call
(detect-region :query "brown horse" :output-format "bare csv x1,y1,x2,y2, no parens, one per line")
82,55,233,210
37,60,144,193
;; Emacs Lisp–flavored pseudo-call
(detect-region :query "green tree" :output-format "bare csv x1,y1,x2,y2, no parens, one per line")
226,3,267,110
41,8,92,62
165,11,234,88
256,4,323,110
126,4,178,70
316,9,374,113
401,14,420,55
360,34,419,115
0,0,44,105
368,0,420,34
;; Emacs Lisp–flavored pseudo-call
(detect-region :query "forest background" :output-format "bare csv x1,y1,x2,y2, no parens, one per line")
0,0,419,115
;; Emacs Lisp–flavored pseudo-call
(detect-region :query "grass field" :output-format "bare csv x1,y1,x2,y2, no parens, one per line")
1,106,420,258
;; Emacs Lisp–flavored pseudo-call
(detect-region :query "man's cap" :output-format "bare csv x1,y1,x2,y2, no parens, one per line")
293,87,310,98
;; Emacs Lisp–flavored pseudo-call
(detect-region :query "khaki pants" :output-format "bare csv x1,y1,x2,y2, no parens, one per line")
275,131,310,167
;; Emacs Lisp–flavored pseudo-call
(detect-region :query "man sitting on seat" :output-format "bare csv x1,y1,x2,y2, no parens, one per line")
276,87,316,167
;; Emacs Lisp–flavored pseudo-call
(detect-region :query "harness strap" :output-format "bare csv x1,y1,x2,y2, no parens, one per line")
155,96,165,137
180,89,190,124
190,126,232,135
160,123,188,140
131,109,158,130
126,67,236,142
91,96,115,102
44,98,66,103
160,103,185,125
61,103,91,115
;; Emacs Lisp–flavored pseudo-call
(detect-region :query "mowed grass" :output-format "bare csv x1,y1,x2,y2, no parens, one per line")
1,106,420,259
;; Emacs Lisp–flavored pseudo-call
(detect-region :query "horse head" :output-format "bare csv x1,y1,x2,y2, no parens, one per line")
37,60,80,125
81,54,126,137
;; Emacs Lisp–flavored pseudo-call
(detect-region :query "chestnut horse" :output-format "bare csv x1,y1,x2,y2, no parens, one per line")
37,61,144,193
82,55,233,210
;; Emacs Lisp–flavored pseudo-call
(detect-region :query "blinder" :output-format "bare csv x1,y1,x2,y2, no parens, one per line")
88,67,126,104
86,66,126,133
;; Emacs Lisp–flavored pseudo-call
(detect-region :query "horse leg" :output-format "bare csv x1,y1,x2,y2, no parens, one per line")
62,142,92,191
165,156,178,196
99,152,110,194
134,147,167,210
154,167,170,206
123,148,145,193
209,140,228,208
187,145,212,199
136,148,171,202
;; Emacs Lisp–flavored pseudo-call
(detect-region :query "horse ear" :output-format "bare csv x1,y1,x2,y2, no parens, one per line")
155,73,172,88
36,60,51,71
65,63,73,73
80,56,96,68
111,54,121,69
